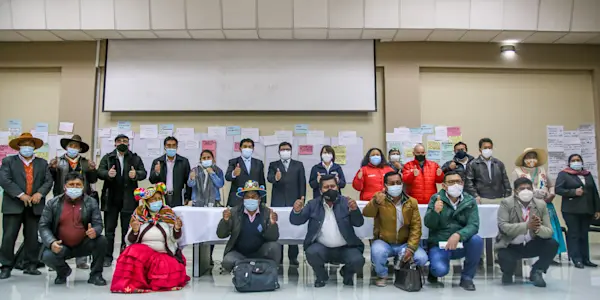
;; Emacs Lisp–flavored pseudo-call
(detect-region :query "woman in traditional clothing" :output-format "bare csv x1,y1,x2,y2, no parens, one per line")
511,148,566,264
110,183,189,293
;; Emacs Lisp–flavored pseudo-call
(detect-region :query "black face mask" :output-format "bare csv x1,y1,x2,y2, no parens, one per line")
455,150,467,159
415,155,426,162
322,189,339,202
116,144,128,152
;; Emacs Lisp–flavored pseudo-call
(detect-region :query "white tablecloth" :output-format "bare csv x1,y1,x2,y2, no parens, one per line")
173,203,500,246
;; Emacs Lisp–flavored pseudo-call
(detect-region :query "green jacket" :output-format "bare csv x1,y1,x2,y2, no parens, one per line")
423,190,480,246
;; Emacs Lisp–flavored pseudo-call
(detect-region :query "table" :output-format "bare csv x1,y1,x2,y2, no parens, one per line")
173,203,500,277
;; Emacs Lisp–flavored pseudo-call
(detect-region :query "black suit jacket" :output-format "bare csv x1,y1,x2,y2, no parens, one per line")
555,171,600,215
97,150,148,213
148,155,191,207
267,159,306,207
225,156,265,207
0,155,53,215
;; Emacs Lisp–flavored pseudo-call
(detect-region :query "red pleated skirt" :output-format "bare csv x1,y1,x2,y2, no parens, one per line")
110,243,190,293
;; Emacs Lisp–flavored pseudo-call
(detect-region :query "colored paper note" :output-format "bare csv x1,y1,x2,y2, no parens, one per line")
332,145,347,165
448,135,462,145
420,124,434,134
427,140,441,151
226,126,241,136
7,119,21,130
35,123,49,132
295,124,309,135
299,145,313,155
117,121,131,131
202,140,217,156
447,126,461,137
234,142,240,152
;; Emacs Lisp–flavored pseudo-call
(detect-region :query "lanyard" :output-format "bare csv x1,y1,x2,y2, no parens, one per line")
522,207,530,222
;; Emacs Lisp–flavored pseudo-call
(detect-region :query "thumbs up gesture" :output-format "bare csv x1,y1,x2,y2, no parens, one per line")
175,217,183,230
436,168,442,176
275,168,282,181
413,168,419,177
374,191,386,205
269,209,278,224
348,198,358,211
154,161,161,174
86,223,97,239
51,240,63,254
293,196,305,213
234,163,241,177
108,165,117,178
131,217,141,233
190,170,196,180
223,208,232,221
357,169,363,179
434,195,443,213
129,166,136,179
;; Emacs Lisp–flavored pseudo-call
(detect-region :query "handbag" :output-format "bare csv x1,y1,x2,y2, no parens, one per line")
232,258,280,293
393,260,424,292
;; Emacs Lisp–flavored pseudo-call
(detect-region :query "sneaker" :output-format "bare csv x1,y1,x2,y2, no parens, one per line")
375,277,387,287
529,270,546,288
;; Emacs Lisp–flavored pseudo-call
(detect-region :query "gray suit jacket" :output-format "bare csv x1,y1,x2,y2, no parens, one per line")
0,155,53,215
495,196,553,249
267,159,306,207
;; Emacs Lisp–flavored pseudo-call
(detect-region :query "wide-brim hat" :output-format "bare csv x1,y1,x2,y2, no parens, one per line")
236,180,267,198
9,133,43,151
515,148,548,167
60,134,90,154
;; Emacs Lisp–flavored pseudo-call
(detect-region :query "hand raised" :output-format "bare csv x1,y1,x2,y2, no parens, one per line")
206,167,214,174
49,158,58,169
131,218,141,233
275,168,282,181
434,196,443,213
449,161,457,170
108,165,117,178
357,169,363,179
175,217,183,230
128,166,136,179
269,209,278,224
190,170,196,180
154,161,161,173
234,163,241,177
374,192,386,205
348,198,358,211
575,187,584,196
436,168,442,176
88,161,96,170
86,223,97,239
317,173,322,183
223,208,232,221
293,196,305,213
413,168,419,177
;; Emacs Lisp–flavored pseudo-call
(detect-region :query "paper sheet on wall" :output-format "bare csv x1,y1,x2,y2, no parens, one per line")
159,124,174,140
35,123,49,132
306,130,325,145
299,145,313,155
410,134,423,144
448,135,462,145
100,138,115,157
117,121,131,131
410,128,421,134
338,131,357,145
434,126,447,141
176,128,195,141
202,140,217,156
0,145,18,165
386,133,409,142
98,128,111,138
546,125,564,138
226,126,241,136
30,130,48,143
420,124,434,134
441,142,455,163
426,141,441,151
146,139,161,150
139,125,158,139
547,137,564,152
0,131,10,145
261,135,279,146
294,124,309,135
185,140,199,150
275,131,293,143
58,122,74,133
332,145,347,165
241,128,259,142
578,124,595,137
394,127,410,134
447,126,461,137
208,127,227,140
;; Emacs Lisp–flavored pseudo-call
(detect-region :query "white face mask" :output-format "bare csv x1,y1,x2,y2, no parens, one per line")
518,189,534,202
387,184,403,197
280,150,291,160
321,153,333,163
481,149,493,158
390,154,401,162
447,184,464,198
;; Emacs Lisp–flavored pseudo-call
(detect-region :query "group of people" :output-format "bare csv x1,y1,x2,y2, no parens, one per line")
0,132,599,292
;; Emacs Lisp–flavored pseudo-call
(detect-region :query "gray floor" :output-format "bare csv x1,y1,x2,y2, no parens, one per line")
0,244,599,300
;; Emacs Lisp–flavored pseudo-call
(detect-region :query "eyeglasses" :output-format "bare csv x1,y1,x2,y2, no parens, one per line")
445,180,463,185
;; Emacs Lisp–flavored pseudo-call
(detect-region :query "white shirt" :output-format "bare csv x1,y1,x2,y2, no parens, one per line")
511,203,532,245
117,152,125,176
322,162,332,173
317,202,347,248
578,175,586,185
450,194,463,210
18,153,36,166
165,155,175,192
141,226,167,253
395,200,404,232
281,159,290,172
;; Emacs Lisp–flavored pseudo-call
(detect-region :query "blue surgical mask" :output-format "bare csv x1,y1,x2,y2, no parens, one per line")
570,161,583,170
387,184,403,197
20,146,34,157
241,148,253,159
166,148,177,157
201,160,213,168
370,155,382,166
243,199,259,211
149,201,163,212
65,187,83,199
66,147,80,158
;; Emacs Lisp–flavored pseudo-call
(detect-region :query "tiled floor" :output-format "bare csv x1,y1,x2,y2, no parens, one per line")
1,244,599,300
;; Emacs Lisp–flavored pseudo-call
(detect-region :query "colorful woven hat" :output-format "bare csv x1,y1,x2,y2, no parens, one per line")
134,182,167,202
236,180,267,198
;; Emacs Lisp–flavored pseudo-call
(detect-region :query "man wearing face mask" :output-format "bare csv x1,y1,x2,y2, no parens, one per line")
388,148,402,173
424,171,482,291
495,177,557,287
39,172,107,285
290,175,365,287
49,135,98,269
402,144,444,204
0,133,53,279
363,172,428,287
465,138,512,204
226,138,265,207
217,180,281,272
97,134,147,267
441,142,474,179
267,142,306,265
149,136,191,207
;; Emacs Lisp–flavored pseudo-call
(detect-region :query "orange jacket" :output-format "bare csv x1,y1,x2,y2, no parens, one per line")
352,164,395,200
402,160,444,204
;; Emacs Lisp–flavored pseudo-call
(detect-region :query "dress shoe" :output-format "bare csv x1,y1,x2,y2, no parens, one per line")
88,275,107,286
314,280,326,288
459,280,476,291
23,265,41,275
502,273,513,285
77,262,90,269
574,262,584,269
550,260,561,266
54,268,72,285
289,259,300,266
103,260,112,268
0,268,11,279
529,270,546,288
427,273,444,288
583,261,598,268
339,267,354,286
375,277,387,287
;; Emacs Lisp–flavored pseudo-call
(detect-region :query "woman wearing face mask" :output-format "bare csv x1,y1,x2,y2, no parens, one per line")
111,183,189,293
353,148,395,201
388,148,403,173
555,154,600,269
511,148,566,264
309,145,347,199
188,150,224,207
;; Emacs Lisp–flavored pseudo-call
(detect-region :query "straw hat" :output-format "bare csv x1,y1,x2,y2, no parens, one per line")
515,148,548,167
9,133,43,151
236,180,267,198
60,134,90,154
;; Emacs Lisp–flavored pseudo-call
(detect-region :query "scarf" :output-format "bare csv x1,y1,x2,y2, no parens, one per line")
515,166,548,190
562,167,590,176
131,198,177,226
193,165,221,207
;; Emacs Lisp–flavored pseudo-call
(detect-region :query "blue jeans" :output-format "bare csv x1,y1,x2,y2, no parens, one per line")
428,235,483,281
371,239,429,277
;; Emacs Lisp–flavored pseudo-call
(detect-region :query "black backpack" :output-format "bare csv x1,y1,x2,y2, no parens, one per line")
232,258,279,292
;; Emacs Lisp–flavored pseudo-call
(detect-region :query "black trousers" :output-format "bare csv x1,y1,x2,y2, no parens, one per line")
0,208,40,269
280,245,299,263
41,236,107,277
305,242,365,281
563,212,592,263
497,238,558,275
103,209,131,261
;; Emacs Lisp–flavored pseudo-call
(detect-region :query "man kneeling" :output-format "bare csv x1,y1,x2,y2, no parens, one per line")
39,172,107,285
496,177,558,287
217,180,281,272
290,175,365,287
